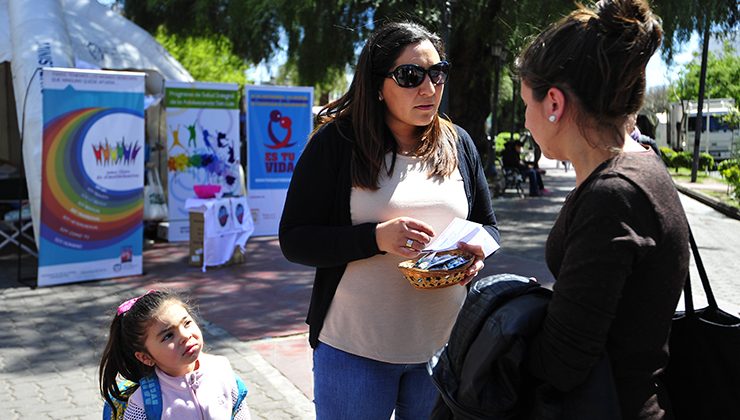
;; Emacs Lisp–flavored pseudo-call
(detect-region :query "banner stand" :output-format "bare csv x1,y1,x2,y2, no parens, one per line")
38,67,145,287
244,85,313,236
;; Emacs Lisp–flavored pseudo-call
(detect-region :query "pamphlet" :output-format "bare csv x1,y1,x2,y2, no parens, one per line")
423,217,500,257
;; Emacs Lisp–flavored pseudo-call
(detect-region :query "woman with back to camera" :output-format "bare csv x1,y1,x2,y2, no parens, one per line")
517,0,689,418
279,21,499,419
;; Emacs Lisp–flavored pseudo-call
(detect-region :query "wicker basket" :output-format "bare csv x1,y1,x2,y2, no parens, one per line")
398,249,474,290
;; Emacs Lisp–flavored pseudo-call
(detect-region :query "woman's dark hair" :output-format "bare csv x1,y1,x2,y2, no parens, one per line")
517,0,662,148
316,20,458,190
98,290,192,417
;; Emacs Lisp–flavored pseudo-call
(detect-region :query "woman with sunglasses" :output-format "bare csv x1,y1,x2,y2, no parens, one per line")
279,21,499,419
517,0,688,418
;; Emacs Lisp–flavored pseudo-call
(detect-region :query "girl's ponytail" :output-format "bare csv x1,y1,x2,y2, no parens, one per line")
99,290,173,416
98,312,144,416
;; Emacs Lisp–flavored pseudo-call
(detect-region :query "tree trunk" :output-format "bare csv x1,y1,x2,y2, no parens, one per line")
447,34,493,161
691,18,711,183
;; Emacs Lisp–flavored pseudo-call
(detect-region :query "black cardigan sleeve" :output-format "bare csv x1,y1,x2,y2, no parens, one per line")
456,126,500,247
279,124,382,268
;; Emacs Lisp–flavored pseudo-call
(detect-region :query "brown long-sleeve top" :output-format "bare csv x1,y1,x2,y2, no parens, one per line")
529,151,689,419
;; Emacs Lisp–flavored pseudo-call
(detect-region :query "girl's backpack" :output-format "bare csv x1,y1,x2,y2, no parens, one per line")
102,373,248,420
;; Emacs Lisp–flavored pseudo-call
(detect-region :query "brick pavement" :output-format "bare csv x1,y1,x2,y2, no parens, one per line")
0,272,314,419
2,157,739,419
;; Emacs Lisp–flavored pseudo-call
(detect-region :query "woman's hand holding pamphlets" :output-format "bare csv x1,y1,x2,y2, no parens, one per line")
423,217,499,257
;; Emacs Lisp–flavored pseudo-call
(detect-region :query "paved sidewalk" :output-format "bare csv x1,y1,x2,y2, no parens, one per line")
1,156,739,419
0,270,314,420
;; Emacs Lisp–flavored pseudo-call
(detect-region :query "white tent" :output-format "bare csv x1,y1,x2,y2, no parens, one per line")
0,0,193,244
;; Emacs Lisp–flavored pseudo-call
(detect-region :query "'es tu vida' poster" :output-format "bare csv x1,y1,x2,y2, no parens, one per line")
245,85,313,236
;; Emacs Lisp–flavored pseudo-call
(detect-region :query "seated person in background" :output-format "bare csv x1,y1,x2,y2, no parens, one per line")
502,140,545,196
520,131,543,171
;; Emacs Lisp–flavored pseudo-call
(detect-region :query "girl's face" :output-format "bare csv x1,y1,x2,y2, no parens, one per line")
135,301,203,377
381,40,444,138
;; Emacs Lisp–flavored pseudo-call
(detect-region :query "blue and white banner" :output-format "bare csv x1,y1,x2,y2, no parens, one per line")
39,67,145,286
245,85,313,235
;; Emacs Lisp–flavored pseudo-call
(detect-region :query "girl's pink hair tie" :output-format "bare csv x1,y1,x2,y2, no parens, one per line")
117,290,157,315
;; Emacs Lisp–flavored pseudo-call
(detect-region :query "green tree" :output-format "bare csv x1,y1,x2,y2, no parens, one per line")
121,0,575,155
121,1,739,157
154,27,249,88
723,106,740,130
651,0,739,63
652,0,739,181
642,85,670,115
668,42,740,104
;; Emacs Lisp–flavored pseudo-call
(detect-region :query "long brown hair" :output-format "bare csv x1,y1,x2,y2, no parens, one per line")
315,21,458,190
516,0,662,149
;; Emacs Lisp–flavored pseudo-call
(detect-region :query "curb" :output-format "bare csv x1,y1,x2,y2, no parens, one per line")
674,183,740,221
200,321,315,419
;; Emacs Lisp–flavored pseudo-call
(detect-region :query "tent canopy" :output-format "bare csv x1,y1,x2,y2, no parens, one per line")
0,0,193,245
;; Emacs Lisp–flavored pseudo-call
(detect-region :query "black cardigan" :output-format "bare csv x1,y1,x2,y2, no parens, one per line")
279,121,499,348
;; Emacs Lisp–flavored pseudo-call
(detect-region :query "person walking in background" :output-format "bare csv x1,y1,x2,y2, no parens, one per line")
517,0,689,418
99,290,251,419
279,21,499,419
501,139,545,196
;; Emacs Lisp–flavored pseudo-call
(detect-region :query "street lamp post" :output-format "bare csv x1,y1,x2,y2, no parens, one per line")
490,42,503,139
488,42,504,169
511,74,518,142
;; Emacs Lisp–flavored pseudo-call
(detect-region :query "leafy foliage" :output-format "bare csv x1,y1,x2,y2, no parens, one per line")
699,152,715,171
718,158,740,198
651,0,739,63
660,146,677,168
121,0,576,154
154,27,249,88
663,148,715,171
494,132,519,154
642,85,669,115
668,42,740,104
122,1,735,155
721,106,740,129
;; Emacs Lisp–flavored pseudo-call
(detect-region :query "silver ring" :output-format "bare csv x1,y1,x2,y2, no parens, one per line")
405,238,414,248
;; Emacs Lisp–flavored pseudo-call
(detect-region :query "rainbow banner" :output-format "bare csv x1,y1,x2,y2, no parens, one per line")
164,81,241,242
38,68,145,286
245,85,313,236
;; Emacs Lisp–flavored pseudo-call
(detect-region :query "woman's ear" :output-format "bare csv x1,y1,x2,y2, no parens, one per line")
546,87,566,122
135,351,156,367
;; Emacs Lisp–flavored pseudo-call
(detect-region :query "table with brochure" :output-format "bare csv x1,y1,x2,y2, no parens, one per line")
184,196,254,271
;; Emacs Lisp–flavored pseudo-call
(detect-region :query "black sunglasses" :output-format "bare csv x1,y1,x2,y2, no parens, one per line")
385,61,450,88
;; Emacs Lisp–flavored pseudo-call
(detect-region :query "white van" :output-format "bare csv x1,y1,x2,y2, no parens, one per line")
665,98,739,161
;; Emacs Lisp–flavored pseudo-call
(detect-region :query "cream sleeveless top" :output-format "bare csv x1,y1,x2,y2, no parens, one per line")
319,153,469,363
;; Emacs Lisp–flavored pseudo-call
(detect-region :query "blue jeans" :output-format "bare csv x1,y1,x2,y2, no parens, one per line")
313,342,439,420
521,167,543,196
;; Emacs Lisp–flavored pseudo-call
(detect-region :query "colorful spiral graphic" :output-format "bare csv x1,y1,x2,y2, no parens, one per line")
41,107,143,250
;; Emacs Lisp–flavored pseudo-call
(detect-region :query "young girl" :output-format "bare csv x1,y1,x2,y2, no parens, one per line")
99,290,251,419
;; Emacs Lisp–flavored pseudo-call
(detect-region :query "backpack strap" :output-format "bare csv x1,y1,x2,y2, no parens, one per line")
103,379,138,420
139,375,163,420
102,402,112,420
232,374,249,419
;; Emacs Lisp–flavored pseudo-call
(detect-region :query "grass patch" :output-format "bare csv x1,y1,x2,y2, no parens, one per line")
669,169,740,210
702,190,740,209
668,167,713,183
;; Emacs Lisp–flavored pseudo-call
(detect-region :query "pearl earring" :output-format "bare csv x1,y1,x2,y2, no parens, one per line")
548,115,557,123
378,93,383,101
